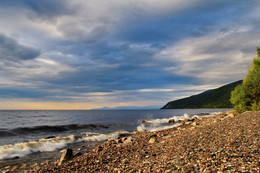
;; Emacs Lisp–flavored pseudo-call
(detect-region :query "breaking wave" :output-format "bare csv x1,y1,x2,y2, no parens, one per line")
137,112,217,133
141,112,216,124
0,130,131,160
82,130,131,141
137,123,180,133
0,135,76,160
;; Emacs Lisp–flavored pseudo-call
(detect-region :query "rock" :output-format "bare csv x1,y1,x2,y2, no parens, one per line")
191,122,198,126
74,152,83,157
115,138,123,144
108,137,123,144
114,168,121,172
121,158,129,164
150,134,157,138
123,136,134,144
108,137,117,141
182,119,189,124
118,133,130,138
149,137,157,144
228,113,235,118
93,145,103,152
4,166,10,169
20,163,27,168
10,165,18,171
203,168,212,173
168,119,175,124
189,118,195,122
59,148,73,165
220,165,225,171
157,132,163,137
44,136,56,139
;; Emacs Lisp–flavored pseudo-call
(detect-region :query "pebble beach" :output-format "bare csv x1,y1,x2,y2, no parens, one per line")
3,111,260,173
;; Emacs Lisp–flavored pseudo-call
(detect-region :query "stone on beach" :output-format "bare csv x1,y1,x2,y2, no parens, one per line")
58,148,73,165
148,135,158,144
168,119,175,124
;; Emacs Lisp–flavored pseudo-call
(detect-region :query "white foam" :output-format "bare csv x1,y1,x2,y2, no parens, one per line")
137,123,180,133
81,132,99,136
137,124,147,133
82,130,130,141
141,114,185,124
184,113,192,119
0,130,132,160
142,112,217,125
142,117,171,124
0,135,76,160
137,112,219,133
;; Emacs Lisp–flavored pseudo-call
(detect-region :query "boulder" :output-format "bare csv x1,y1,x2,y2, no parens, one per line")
58,148,73,165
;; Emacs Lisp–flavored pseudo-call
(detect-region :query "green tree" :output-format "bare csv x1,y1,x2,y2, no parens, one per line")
230,47,260,113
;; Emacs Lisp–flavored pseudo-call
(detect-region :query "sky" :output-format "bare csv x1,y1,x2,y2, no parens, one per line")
0,0,259,110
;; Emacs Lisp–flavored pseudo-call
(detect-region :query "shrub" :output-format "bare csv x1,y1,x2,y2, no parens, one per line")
230,47,260,113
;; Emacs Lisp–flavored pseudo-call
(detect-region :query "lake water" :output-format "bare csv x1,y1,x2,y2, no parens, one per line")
0,109,229,167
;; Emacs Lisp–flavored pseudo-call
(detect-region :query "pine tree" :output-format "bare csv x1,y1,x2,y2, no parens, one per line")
230,47,260,113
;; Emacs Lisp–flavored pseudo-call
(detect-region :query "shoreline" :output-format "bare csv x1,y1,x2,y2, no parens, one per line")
2,111,260,172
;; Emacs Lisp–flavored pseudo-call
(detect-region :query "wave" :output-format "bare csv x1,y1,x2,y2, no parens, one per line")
141,112,217,125
0,124,110,138
0,130,131,160
82,130,131,141
137,112,218,132
141,113,192,124
0,131,16,137
137,123,180,133
0,135,76,160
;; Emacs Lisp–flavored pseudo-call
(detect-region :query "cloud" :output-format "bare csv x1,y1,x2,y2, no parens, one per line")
57,22,108,43
155,25,260,84
0,0,259,109
0,0,76,20
0,34,40,61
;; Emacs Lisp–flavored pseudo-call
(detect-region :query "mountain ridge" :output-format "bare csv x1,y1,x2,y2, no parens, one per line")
161,80,242,109
91,105,159,110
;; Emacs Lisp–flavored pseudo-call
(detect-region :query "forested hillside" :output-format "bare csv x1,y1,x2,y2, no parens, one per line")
162,80,242,109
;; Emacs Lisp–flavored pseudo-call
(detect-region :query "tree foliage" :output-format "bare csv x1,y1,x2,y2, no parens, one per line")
230,47,260,113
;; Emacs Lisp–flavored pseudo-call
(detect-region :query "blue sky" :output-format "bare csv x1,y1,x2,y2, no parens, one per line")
0,0,259,109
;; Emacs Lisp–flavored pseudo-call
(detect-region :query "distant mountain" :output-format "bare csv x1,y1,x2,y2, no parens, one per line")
161,80,242,109
92,106,159,110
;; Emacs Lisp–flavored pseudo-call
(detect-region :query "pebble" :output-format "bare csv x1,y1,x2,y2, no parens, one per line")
148,137,157,144
10,165,18,171
121,158,129,164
